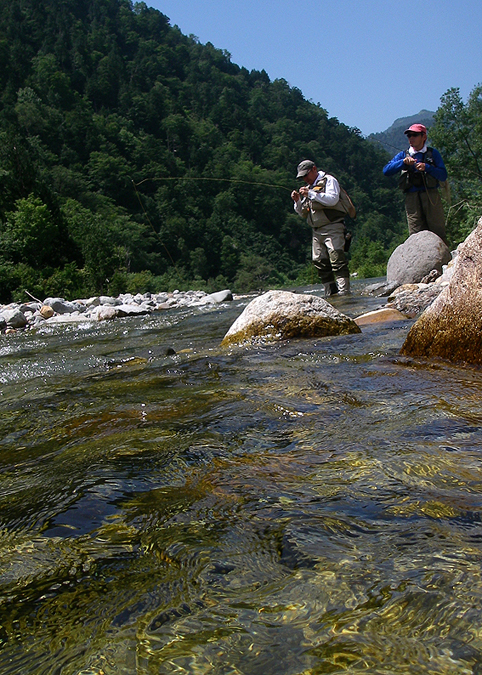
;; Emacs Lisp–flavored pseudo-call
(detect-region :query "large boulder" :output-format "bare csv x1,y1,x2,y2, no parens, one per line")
387,231,451,285
221,290,360,346
400,217,482,365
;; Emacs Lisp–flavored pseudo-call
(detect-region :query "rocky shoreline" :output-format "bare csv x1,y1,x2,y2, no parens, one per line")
357,234,458,322
0,234,464,338
0,289,234,333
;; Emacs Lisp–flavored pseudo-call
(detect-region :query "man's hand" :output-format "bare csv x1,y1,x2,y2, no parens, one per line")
291,190,300,202
403,156,416,166
299,186,310,197
415,162,426,172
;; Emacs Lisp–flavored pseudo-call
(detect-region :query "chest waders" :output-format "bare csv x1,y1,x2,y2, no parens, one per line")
302,178,351,296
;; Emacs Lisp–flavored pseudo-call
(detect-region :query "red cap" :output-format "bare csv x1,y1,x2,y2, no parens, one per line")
404,123,427,135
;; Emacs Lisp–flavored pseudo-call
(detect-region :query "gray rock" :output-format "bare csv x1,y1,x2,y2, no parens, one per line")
95,306,118,321
0,315,6,331
387,231,451,285
221,289,360,346
361,281,400,297
115,304,151,317
79,296,100,307
386,282,444,318
43,297,85,314
1,308,28,328
99,295,122,306
203,289,233,304
133,293,146,305
43,313,93,324
19,302,41,313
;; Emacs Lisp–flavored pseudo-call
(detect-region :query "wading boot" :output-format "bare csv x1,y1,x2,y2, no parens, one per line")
323,282,339,297
336,276,351,296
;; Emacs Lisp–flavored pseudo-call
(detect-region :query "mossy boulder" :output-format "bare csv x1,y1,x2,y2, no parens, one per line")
221,290,361,346
400,217,482,365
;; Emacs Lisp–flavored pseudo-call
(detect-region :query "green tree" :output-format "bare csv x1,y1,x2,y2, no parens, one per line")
1,194,60,267
430,85,482,244
0,0,405,294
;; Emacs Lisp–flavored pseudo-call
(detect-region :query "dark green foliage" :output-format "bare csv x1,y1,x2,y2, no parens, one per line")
429,85,482,245
0,0,404,302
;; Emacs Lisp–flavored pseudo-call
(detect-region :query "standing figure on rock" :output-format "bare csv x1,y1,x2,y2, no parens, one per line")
383,123,448,245
291,160,350,297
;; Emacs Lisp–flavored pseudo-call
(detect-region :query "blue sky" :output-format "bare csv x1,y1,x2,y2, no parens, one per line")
147,0,482,136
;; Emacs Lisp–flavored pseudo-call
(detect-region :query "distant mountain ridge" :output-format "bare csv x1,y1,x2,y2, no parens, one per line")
368,109,435,155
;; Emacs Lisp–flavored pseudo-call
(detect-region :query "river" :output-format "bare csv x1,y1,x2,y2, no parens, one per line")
1,280,482,675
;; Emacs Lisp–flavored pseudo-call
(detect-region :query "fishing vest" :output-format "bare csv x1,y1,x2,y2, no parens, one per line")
398,147,440,192
301,175,348,227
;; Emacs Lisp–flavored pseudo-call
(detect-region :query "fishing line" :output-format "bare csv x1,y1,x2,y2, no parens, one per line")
132,180,176,265
133,176,293,192
132,176,292,265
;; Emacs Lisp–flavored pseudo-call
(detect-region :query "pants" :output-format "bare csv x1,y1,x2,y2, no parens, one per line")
312,222,349,285
405,189,448,245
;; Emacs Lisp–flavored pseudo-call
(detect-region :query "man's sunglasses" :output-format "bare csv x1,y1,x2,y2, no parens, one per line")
406,132,422,138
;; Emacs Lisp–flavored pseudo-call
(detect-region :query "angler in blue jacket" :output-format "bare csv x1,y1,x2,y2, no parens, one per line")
383,123,448,245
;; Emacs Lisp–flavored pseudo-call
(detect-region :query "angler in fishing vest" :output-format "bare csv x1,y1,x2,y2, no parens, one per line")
291,160,350,296
383,123,448,245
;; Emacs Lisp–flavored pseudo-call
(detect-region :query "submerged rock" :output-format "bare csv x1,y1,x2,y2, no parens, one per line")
221,290,361,346
400,217,482,365
387,231,451,285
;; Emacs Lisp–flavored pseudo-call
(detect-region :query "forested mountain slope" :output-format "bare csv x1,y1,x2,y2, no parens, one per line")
0,0,404,301
368,110,435,155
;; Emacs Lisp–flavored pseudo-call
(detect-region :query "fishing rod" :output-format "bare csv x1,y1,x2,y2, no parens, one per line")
369,137,406,154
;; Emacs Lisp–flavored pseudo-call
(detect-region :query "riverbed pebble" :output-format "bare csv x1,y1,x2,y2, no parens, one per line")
0,289,234,333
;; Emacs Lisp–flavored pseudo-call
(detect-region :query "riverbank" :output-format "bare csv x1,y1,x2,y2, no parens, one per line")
0,251,457,336
0,288,235,333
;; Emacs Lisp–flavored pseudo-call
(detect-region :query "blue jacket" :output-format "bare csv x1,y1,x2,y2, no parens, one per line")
383,147,447,192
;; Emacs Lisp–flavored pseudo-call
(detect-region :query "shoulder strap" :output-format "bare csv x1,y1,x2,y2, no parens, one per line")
425,147,434,163
312,176,328,193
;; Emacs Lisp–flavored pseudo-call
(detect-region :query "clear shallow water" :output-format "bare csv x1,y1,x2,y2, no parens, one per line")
1,281,482,675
